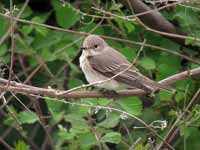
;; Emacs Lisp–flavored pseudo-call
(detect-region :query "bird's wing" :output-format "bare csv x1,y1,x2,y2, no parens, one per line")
87,48,153,91
88,48,175,93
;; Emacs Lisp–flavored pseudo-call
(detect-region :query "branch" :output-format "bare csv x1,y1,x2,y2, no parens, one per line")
158,88,200,149
0,67,199,99
117,0,200,50
0,13,199,65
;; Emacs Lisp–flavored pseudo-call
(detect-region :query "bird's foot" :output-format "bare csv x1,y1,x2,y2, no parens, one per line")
99,88,119,99
148,89,158,98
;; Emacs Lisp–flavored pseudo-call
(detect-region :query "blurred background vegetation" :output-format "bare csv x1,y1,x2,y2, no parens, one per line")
0,0,200,150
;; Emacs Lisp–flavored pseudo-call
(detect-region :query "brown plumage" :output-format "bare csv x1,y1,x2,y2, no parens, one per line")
80,34,176,93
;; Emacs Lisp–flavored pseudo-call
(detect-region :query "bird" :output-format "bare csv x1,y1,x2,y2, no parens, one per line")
79,34,176,94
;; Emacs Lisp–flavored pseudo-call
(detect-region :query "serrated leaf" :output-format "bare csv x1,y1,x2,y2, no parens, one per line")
101,132,121,144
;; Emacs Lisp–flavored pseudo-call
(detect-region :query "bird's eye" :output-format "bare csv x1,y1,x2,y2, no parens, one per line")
94,44,98,48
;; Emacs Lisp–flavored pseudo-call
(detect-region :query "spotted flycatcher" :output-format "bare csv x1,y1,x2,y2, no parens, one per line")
79,35,175,93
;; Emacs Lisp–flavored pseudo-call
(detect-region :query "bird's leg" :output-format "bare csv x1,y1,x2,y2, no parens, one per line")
144,86,160,98
149,90,157,98
98,88,119,99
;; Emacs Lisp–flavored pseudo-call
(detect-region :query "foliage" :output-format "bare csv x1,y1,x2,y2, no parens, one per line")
0,0,200,150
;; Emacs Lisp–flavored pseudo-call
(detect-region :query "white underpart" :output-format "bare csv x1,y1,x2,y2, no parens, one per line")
79,51,120,89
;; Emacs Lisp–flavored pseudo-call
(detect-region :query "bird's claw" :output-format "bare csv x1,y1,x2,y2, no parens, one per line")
149,89,157,98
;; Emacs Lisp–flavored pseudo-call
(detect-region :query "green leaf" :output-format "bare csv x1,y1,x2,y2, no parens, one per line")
17,111,39,124
110,3,123,11
82,98,111,107
118,97,142,115
32,16,49,36
79,132,96,147
57,124,75,140
68,78,84,89
64,113,89,131
35,27,49,36
139,57,156,70
14,140,30,150
124,21,135,33
51,0,80,28
135,144,145,150
15,35,34,55
32,30,63,50
0,16,9,37
98,112,120,128
4,111,39,125
101,132,121,144
157,53,181,80
80,23,104,34
45,97,65,123
16,5,33,19
22,25,33,35
159,91,173,101
114,17,135,33
0,44,7,56
32,16,47,24
120,46,137,62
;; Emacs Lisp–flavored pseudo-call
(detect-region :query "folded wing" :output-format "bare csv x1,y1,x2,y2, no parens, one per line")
88,48,175,93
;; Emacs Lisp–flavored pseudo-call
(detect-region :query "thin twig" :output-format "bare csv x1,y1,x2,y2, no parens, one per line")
28,94,175,150
7,0,15,87
0,138,14,150
92,3,200,42
157,88,200,149
0,0,30,46
11,92,55,150
0,13,199,64
0,67,199,99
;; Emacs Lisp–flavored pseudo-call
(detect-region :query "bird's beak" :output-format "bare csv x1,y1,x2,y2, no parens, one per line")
80,47,93,51
80,47,87,51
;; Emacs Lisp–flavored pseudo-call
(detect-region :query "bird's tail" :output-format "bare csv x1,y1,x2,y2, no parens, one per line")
139,74,176,94
144,80,176,94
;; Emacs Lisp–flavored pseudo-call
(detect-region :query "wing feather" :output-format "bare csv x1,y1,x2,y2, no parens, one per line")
88,47,176,93
88,48,153,91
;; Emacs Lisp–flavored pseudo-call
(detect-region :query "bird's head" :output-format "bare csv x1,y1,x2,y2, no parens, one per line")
81,35,107,55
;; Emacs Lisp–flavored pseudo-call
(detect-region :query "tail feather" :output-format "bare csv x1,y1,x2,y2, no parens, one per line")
138,74,176,94
144,80,176,94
